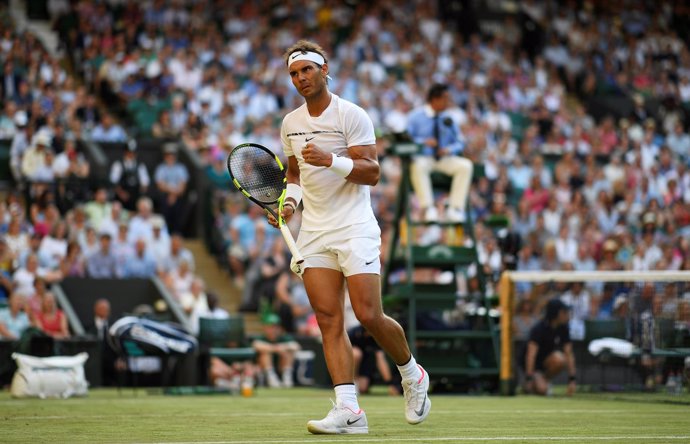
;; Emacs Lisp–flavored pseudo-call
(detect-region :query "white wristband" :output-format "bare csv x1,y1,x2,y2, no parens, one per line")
285,183,302,207
329,153,354,178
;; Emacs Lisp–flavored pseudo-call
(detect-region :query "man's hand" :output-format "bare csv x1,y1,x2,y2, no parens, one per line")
437,147,450,157
302,143,333,167
266,204,295,228
424,137,438,148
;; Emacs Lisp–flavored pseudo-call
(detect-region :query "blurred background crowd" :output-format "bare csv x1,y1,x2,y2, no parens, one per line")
0,0,689,355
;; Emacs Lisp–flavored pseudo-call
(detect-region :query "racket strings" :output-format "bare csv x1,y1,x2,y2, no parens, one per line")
228,146,284,204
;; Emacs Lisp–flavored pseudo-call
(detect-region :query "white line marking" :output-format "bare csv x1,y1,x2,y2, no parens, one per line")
6,409,669,421
9,409,678,420
145,437,690,444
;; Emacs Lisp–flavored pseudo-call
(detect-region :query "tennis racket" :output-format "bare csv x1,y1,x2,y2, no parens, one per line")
227,143,304,269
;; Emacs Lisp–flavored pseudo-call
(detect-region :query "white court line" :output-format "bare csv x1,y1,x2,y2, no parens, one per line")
7,410,640,420
146,437,690,444
12,409,684,421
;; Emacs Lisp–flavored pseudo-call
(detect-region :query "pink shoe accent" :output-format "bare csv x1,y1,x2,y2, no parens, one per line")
416,365,426,384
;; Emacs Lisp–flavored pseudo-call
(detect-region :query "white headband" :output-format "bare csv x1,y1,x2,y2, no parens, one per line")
288,50,325,67
288,50,333,80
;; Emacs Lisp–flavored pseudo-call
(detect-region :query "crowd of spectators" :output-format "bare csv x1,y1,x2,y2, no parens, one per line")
3,1,690,368
47,0,690,336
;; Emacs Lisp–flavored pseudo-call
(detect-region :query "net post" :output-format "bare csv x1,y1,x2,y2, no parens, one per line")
499,271,515,396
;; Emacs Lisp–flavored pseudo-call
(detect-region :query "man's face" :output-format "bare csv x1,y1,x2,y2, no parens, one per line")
430,91,451,113
289,60,327,99
95,301,110,319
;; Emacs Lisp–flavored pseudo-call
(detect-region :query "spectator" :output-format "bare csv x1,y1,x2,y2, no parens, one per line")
53,136,90,180
127,197,161,245
406,83,473,222
159,232,194,274
122,239,157,278
98,201,128,240
513,298,538,342
75,94,101,130
560,282,592,341
86,232,119,278
38,221,69,271
274,269,317,336
0,293,30,340
0,239,13,304
252,313,300,388
35,291,70,339
9,110,29,181
84,187,113,232
349,324,400,396
111,221,134,276
16,232,48,269
83,298,119,386
203,292,229,320
523,298,577,396
60,241,86,277
91,113,127,143
5,215,29,258
154,143,189,233
84,298,111,341
151,109,179,139
79,225,100,258
148,215,171,268
180,277,209,335
13,253,60,297
109,139,151,211
21,132,53,182
164,258,194,301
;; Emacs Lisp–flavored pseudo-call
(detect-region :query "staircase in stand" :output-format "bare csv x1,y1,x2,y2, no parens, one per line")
186,239,263,335
382,142,500,391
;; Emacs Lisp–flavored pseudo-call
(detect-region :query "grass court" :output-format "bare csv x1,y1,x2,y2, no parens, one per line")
2,387,690,443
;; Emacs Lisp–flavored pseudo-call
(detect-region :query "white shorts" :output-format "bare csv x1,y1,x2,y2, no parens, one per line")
293,219,381,277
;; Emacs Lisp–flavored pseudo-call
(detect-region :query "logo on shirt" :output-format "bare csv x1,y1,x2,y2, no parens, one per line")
305,136,315,142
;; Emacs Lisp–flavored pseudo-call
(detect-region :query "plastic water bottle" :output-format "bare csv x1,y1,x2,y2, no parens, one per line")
241,376,254,397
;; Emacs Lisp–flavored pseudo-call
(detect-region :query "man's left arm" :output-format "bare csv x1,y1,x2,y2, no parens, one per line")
344,144,379,185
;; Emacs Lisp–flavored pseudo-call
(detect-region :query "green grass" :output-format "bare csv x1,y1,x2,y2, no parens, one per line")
2,387,690,443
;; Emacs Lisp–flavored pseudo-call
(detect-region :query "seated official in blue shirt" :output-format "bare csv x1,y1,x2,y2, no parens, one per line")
406,83,473,222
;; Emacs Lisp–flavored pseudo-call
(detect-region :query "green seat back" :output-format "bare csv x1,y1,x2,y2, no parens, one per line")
585,319,627,342
199,315,246,348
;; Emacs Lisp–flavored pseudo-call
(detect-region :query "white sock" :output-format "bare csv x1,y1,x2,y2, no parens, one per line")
334,383,360,411
397,355,422,383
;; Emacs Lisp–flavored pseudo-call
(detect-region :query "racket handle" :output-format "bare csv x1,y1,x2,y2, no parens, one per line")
280,224,304,264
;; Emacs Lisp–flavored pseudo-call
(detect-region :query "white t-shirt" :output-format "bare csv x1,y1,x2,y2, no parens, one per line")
281,94,376,231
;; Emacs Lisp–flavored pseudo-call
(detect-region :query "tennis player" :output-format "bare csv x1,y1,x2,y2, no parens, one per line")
269,39,431,434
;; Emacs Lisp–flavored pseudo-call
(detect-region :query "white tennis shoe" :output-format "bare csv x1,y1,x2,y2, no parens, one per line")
307,401,368,434
403,365,431,424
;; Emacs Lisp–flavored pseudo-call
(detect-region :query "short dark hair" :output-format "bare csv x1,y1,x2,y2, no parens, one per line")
283,40,328,66
427,83,449,102
545,298,569,321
